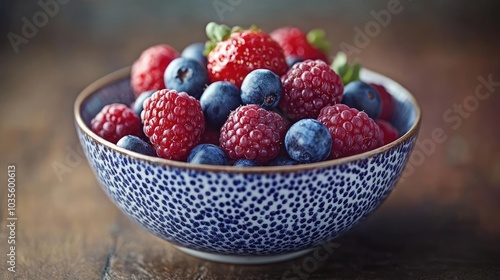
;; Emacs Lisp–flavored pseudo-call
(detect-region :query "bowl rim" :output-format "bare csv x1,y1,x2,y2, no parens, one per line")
74,67,421,173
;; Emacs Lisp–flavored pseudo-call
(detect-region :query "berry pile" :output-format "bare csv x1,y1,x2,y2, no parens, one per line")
90,22,401,166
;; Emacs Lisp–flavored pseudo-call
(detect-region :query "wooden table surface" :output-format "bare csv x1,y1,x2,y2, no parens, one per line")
1,13,500,280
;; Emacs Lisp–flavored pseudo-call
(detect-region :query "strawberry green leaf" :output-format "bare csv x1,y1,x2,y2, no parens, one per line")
205,22,232,56
307,29,330,55
204,22,261,56
206,22,232,42
231,26,244,33
204,41,217,56
248,24,260,32
331,52,361,85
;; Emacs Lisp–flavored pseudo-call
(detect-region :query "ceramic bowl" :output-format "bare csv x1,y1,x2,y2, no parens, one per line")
74,67,420,264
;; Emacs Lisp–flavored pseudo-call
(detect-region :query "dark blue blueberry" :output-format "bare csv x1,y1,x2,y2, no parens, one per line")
286,56,304,68
268,154,299,166
116,135,156,157
181,42,208,67
133,90,155,117
233,159,261,167
342,81,382,120
164,57,208,99
187,144,228,165
240,69,282,109
200,81,241,128
285,119,332,163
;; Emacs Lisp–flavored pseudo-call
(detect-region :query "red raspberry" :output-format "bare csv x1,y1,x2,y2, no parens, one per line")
377,120,399,145
142,89,205,161
219,105,287,162
280,60,343,120
131,44,179,97
317,104,382,159
370,83,395,121
90,104,142,144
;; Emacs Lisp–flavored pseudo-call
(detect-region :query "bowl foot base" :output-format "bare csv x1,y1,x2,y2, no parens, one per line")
175,246,313,264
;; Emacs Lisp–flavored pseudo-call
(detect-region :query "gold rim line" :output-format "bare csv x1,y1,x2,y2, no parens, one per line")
74,67,422,174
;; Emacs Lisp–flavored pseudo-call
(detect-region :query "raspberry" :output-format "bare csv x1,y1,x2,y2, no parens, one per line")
142,89,205,161
90,104,142,144
377,119,399,145
280,60,343,120
131,44,179,97
317,104,382,159
219,105,287,162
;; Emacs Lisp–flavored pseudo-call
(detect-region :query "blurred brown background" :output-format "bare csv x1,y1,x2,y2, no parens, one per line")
1,0,500,279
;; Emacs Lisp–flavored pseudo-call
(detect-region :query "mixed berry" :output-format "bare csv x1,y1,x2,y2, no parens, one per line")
342,81,382,120
90,22,400,166
241,69,283,110
90,104,142,144
164,57,209,99
280,59,343,120
220,104,287,162
142,89,205,161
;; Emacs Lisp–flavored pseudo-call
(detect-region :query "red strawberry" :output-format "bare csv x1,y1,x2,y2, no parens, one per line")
131,44,179,97
205,23,288,88
270,27,330,63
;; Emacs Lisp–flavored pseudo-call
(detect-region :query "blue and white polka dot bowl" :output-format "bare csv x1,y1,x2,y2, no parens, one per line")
75,67,421,264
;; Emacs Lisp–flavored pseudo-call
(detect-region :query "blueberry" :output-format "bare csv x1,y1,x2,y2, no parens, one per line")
342,81,382,120
233,159,261,167
241,69,282,109
268,154,299,166
200,81,241,128
286,56,304,68
181,42,207,67
164,57,208,99
133,90,155,117
285,119,332,163
116,135,156,157
187,144,228,165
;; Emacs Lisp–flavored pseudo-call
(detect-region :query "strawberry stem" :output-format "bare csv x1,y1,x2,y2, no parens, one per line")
204,22,261,56
307,29,330,55
206,22,232,42
331,52,361,85
204,22,232,56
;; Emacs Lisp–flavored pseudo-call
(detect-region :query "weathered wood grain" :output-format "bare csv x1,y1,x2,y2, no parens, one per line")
1,18,500,280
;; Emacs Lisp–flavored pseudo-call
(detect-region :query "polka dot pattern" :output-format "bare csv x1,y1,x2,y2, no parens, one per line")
78,128,416,255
